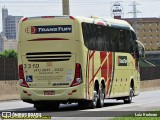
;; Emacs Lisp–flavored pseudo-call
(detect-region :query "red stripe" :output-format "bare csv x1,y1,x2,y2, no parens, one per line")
100,52,107,81
88,51,113,97
106,53,113,95
89,67,101,85
28,38,69,41
89,51,95,60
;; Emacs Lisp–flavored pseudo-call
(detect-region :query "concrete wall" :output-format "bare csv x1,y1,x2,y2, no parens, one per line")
0,80,160,101
0,80,20,101
140,79,160,91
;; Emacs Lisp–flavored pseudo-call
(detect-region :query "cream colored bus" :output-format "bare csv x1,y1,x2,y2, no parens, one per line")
18,16,145,110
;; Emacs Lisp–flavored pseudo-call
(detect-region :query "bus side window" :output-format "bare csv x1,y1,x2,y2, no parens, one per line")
82,23,97,51
93,24,100,51
125,30,134,54
131,32,139,59
97,25,104,51
88,23,94,50
100,26,106,51
82,23,89,48
104,27,112,51
111,28,119,52
119,29,126,52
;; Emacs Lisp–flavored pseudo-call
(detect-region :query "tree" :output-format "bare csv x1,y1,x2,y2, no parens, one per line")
0,50,17,58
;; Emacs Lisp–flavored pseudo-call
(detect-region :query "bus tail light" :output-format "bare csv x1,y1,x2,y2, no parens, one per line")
69,16,75,20
22,17,27,22
19,64,29,88
70,63,83,87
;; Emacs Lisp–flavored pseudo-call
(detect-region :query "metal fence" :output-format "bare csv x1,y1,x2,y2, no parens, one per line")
140,66,160,80
0,58,18,80
0,58,159,81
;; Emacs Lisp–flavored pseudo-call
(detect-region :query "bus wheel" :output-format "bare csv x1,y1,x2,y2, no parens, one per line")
97,84,105,108
124,87,134,104
89,90,98,109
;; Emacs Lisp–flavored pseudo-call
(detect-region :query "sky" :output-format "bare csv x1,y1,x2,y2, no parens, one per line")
1,0,160,32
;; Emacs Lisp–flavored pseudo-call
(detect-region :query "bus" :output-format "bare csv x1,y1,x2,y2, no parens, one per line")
18,16,145,110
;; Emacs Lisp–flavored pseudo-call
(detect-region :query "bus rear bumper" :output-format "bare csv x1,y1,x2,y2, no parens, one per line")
22,99,87,104
18,84,86,103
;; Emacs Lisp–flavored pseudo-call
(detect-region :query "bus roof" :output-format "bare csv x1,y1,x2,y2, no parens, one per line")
20,15,135,32
75,16,135,32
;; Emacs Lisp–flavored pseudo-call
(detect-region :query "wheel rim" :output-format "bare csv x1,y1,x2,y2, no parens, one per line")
100,88,104,106
93,91,98,107
129,88,133,102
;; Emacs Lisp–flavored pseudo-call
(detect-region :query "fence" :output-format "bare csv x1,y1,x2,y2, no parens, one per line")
0,58,159,81
140,66,160,80
0,58,18,80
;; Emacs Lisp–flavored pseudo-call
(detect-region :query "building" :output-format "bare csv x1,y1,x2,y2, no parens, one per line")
0,32,17,51
2,6,23,39
0,33,4,52
3,38,17,51
122,18,160,51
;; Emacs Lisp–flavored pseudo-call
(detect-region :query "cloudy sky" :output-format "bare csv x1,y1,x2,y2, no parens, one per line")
0,0,160,32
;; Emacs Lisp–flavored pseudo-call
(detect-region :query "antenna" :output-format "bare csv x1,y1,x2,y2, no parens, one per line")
128,1,141,18
128,1,141,35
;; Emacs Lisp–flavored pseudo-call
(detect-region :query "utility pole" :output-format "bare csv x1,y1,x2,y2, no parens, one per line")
62,0,70,15
128,1,141,35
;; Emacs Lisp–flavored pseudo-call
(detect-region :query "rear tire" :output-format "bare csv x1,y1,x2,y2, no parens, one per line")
88,90,98,109
97,84,105,108
78,85,99,109
124,87,134,104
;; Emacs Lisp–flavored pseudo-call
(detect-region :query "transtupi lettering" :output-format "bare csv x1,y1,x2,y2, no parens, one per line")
38,28,58,32
58,27,71,32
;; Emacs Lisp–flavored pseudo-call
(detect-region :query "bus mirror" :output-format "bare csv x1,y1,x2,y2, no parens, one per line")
139,47,145,58
136,40,145,58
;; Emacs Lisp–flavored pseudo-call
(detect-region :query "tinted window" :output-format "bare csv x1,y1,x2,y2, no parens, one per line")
82,22,134,53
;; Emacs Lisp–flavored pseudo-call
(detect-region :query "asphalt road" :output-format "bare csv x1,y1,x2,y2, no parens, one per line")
0,89,160,119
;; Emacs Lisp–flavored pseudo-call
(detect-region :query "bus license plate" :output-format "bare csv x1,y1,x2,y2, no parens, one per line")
44,90,55,95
